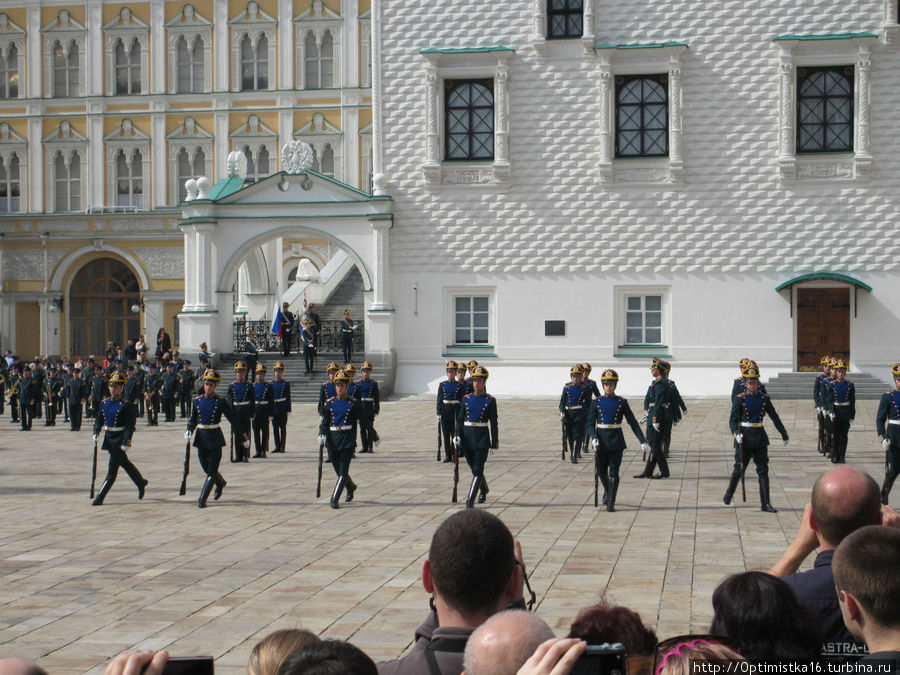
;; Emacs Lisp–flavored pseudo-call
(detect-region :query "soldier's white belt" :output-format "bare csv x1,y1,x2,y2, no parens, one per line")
465,421,489,427
834,402,851,406
274,397,287,402
256,400,271,405
442,399,460,404
104,426,126,431
889,420,900,425
565,405,585,410
595,423,621,429
741,422,763,427
197,424,219,429
330,425,352,431
361,397,374,401
233,401,250,406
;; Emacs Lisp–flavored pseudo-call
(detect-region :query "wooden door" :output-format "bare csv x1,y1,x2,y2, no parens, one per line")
15,302,40,359
797,288,849,370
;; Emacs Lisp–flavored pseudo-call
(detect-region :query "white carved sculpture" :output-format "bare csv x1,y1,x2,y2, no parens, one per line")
226,150,248,179
297,258,318,281
184,178,199,202
281,140,314,174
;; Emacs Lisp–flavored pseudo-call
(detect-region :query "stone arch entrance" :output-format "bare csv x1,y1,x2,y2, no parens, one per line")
69,257,141,357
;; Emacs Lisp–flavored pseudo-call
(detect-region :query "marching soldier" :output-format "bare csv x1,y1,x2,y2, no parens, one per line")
454,365,498,509
825,358,855,464
724,365,789,513
43,366,62,426
226,361,254,462
17,367,38,431
464,360,479,395
179,361,196,418
270,361,291,453
559,364,591,464
318,370,360,508
252,363,274,458
66,366,87,431
437,361,464,462
587,369,649,512
317,362,341,417
91,372,146,505
357,361,380,453
161,362,178,422
143,363,162,426
455,361,468,389
186,369,244,508
582,363,601,399
31,359,44,420
876,363,900,505
123,366,140,416
814,356,832,456
660,361,687,458
730,358,753,402
344,364,359,401
634,358,672,480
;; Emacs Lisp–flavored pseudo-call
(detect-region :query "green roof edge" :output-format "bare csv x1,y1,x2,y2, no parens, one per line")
420,46,514,54
594,40,688,50
774,32,878,41
209,176,246,201
775,272,872,293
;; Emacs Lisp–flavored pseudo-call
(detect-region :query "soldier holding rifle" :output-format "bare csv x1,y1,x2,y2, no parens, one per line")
454,365,498,509
318,370,360,509
226,361,254,463
875,363,900,505
436,360,463,463
724,365,789,513
559,364,590,464
91,372,146,506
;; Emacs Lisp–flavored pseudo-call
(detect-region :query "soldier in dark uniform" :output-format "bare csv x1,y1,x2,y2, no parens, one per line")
344,364,360,400
437,360,463,463
357,361,380,453
226,361,254,462
251,363,274,458
82,359,95,418
317,362,341,417
724,365,789,512
0,365,6,416
243,329,259,375
463,360,479,395
143,363,161,426
31,359,44,420
318,370,360,508
559,364,591,464
7,366,19,423
587,369,649,512
161,362,178,422
132,361,145,417
280,302,295,357
876,363,900,505
90,364,108,421
179,360,196,418
43,366,62,426
270,361,291,453
186,369,245,507
825,358,855,464
455,361,467,389
301,319,317,375
17,367,37,431
307,303,322,348
634,358,672,480
66,366,87,431
814,355,832,456
340,309,355,364
581,363,601,399
91,372,146,505
454,365,498,509
660,361,687,458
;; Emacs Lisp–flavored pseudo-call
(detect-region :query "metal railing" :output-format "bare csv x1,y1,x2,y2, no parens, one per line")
232,318,364,354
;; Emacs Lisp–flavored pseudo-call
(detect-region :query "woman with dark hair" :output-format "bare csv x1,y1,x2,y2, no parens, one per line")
155,327,171,360
276,639,376,675
710,571,822,662
567,600,658,675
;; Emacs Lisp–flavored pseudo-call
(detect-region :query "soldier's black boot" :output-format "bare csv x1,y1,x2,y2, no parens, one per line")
330,475,347,509
840,436,849,464
345,476,356,503
465,475,482,509
213,474,227,500
607,478,619,513
570,439,578,464
882,474,896,505
123,461,147,500
634,455,656,478
198,476,215,508
759,476,777,513
723,472,740,505
599,475,610,505
92,480,113,506
651,451,670,479
478,477,489,503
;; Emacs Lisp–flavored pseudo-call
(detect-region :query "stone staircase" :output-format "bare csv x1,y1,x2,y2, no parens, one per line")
314,266,365,322
764,371,892,400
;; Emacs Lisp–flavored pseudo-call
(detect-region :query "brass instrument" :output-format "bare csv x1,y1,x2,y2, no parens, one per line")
8,379,20,401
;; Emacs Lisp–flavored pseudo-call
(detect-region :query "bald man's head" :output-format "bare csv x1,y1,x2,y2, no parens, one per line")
462,610,554,675
811,466,881,548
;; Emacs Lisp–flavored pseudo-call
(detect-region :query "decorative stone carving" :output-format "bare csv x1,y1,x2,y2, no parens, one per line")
111,218,165,231
133,247,185,278
443,169,495,185
281,140,314,174
226,151,248,179
797,162,853,180
615,168,669,183
5,249,65,280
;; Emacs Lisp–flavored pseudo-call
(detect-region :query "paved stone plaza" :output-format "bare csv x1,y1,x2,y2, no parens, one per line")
0,396,888,673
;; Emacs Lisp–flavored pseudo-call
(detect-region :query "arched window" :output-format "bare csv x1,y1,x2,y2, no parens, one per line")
69,258,140,358
176,147,206,202
176,35,204,93
240,34,268,90
320,143,334,177
53,40,79,97
242,144,270,182
304,31,319,88
615,74,668,157
0,152,20,212
0,44,18,98
114,38,141,95
445,79,494,160
320,32,333,87
797,66,853,154
115,148,143,209
53,150,81,211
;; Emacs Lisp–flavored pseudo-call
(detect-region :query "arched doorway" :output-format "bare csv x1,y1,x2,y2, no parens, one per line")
69,258,140,357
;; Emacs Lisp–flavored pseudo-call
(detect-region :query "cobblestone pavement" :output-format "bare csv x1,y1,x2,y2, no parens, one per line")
0,396,888,673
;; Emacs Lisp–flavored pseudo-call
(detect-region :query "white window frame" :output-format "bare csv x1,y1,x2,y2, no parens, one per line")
359,11,372,88
105,119,151,211
0,13,26,99
614,285,670,357
43,120,87,213
166,117,213,204
165,4,212,95
360,122,373,193
775,33,876,183
0,122,26,213
229,2,276,92
42,10,85,99
595,42,687,185
294,112,343,180
532,0,595,50
229,114,278,181
294,0,342,90
103,7,149,96
444,286,496,356
422,47,513,188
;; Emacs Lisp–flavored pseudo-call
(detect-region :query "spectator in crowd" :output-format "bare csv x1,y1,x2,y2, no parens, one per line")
463,610,554,675
248,628,320,675
653,638,745,675
124,339,137,362
105,340,117,362
768,466,890,660
377,509,525,675
102,650,168,675
156,327,171,360
567,600,658,675
0,658,49,675
516,638,586,675
833,525,900,667
135,334,146,355
710,571,821,662
277,640,377,675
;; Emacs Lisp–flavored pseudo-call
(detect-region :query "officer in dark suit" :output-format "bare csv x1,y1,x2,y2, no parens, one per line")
559,364,591,464
825,358,855,464
318,370,360,508
187,369,244,507
454,365,498,509
357,361,380,453
814,355,832,455
876,363,900,505
179,361,196,418
143,363,161,426
437,361,463,462
587,369,648,512
301,320,317,375
270,361,291,453
252,363,274,458
243,329,259,375
82,359,95,418
317,362,341,417
43,366,62,426
226,361,254,462
17,367,37,431
280,302,295,357
161,362,178,422
91,372,146,505
340,309,355,364
724,365,789,512
634,357,672,480
66,366,87,431
660,361,687,458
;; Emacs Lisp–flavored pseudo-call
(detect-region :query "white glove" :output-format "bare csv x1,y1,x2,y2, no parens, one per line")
639,414,648,424
829,412,835,420
242,438,251,449
92,434,98,442
734,433,743,444
453,435,460,448
121,445,128,452
883,438,891,451
184,430,191,440
560,412,565,421
591,438,599,450
437,414,441,421
640,442,649,453
652,422,660,432
783,438,789,446
317,434,326,445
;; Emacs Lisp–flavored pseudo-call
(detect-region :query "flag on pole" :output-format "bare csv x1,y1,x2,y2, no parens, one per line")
271,286,283,337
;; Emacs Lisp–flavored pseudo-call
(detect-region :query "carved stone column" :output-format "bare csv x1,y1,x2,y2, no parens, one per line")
777,53,796,180
597,66,612,182
668,64,683,182
423,62,440,183
493,61,510,182
368,213,393,311
855,46,872,176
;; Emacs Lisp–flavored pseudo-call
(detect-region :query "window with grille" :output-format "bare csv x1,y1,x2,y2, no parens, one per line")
0,153,20,212
547,0,583,39
52,41,79,97
0,45,18,98
115,148,143,209
176,35,204,93
53,150,81,211
240,34,268,90
625,295,662,345
455,296,490,344
176,147,206,202
304,31,334,88
114,38,141,94
797,66,853,153
445,79,494,161
616,74,668,157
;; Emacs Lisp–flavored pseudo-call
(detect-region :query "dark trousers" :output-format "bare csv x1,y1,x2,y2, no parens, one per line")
10,397,18,421
84,398,92,418
271,414,287,452
439,411,456,460
730,444,769,480
642,421,671,476
162,396,176,422
304,347,316,374
19,402,33,430
180,394,190,418
146,397,159,425
45,398,57,425
359,408,379,451
282,334,292,357
563,412,587,459
463,446,489,478
831,416,851,462
70,404,82,431
232,418,252,461
252,416,270,457
341,339,352,364
330,448,353,477
198,446,223,478
596,449,624,482
100,446,145,491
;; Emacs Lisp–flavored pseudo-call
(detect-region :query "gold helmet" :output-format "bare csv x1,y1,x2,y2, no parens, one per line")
233,361,247,372
273,361,285,370
600,369,618,382
334,371,351,383
445,360,458,370
471,365,489,379
569,364,584,375
344,364,356,373
820,355,832,366
833,359,848,371
202,368,221,383
361,361,373,370
255,363,267,373
891,363,900,379
652,357,665,371
739,358,751,368
742,365,761,380
581,362,592,373
467,360,479,372
108,372,126,385
326,362,340,373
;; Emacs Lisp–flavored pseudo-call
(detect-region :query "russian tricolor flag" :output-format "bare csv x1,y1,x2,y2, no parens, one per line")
271,287,283,337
